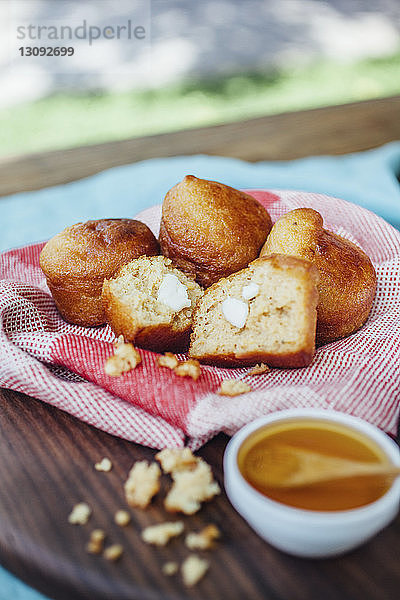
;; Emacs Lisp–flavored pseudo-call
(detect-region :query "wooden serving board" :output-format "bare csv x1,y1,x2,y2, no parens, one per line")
1,387,400,600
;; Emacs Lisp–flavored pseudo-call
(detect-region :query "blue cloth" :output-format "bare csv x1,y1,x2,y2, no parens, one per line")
0,567,49,600
1,142,400,599
1,142,400,253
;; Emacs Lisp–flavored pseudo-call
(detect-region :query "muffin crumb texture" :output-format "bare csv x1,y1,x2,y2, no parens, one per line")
68,502,91,525
102,255,203,353
165,460,221,515
104,336,141,376
185,524,221,550
124,460,161,508
181,554,210,587
141,521,184,546
217,380,252,396
155,447,199,473
190,254,319,368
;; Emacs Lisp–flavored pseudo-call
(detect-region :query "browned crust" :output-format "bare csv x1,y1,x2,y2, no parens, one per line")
159,221,199,280
261,208,377,345
191,349,315,369
159,175,272,287
125,323,190,354
40,218,160,327
46,280,105,327
40,219,160,281
102,274,191,353
159,221,230,288
314,231,377,344
189,254,319,368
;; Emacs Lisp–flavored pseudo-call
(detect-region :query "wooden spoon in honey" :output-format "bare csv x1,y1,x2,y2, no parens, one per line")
247,444,400,489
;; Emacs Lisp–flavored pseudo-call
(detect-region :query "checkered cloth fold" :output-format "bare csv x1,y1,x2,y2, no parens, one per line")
1,190,399,449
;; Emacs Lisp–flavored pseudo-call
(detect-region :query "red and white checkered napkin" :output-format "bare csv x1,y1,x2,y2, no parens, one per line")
1,190,399,450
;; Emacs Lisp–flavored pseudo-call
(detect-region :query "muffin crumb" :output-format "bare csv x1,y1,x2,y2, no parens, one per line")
217,379,252,396
124,460,161,508
86,529,106,554
141,521,184,546
105,336,141,376
185,524,221,550
181,554,209,587
103,544,123,562
165,460,220,515
248,363,270,375
94,457,113,472
174,359,201,380
114,510,131,527
162,561,179,576
155,447,198,474
157,352,179,369
68,502,91,525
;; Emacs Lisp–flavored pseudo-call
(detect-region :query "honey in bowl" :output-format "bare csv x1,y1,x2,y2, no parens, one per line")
237,419,393,511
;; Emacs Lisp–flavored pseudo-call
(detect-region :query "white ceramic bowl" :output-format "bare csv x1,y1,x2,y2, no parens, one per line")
224,409,400,558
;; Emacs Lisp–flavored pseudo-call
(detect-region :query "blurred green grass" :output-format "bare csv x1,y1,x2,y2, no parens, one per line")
1,52,400,157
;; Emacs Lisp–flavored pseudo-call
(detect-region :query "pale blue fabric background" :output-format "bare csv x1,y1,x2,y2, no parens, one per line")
1,143,400,599
1,142,400,253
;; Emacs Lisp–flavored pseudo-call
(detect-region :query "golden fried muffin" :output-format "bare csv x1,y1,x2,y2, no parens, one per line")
159,175,272,287
260,208,377,344
40,219,160,326
102,256,203,353
189,254,319,368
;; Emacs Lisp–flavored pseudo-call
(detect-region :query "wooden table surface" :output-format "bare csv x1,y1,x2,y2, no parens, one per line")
1,96,400,600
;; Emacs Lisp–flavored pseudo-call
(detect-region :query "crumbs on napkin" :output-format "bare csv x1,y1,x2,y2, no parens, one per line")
248,363,270,375
157,353,202,381
104,335,141,376
217,379,252,396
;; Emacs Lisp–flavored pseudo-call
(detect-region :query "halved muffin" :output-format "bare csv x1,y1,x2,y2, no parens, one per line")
102,255,203,353
189,254,319,368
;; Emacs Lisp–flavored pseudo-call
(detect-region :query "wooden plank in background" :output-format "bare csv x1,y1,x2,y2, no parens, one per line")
1,95,399,197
